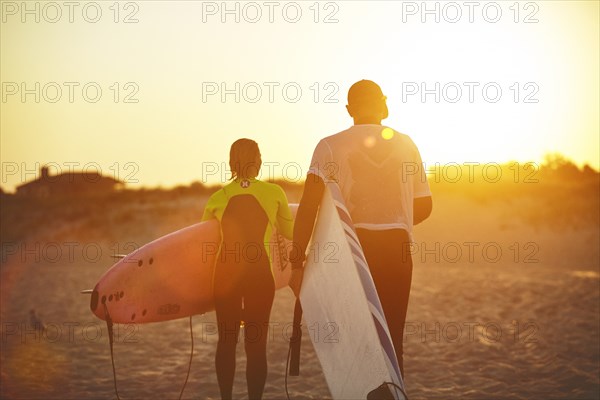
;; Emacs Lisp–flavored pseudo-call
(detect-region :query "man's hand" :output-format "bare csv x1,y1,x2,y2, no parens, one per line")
289,268,304,298
414,196,433,225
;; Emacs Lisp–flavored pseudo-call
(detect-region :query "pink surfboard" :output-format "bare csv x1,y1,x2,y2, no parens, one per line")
89,205,297,324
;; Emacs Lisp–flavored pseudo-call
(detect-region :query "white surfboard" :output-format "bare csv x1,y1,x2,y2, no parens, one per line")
300,184,407,400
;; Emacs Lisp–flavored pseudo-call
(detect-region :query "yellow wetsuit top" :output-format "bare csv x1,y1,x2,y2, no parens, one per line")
201,178,294,272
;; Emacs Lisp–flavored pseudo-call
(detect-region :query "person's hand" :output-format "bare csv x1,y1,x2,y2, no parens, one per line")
289,267,304,298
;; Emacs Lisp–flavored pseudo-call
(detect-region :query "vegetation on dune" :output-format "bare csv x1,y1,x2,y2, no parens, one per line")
1,155,597,262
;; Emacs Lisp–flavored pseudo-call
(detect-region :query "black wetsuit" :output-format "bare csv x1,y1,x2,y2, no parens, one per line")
202,178,293,400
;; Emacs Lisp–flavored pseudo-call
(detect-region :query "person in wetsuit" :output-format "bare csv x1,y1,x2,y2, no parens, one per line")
202,138,294,400
289,80,433,379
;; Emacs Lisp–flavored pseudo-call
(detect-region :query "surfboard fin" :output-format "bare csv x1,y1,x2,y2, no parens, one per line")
111,254,128,259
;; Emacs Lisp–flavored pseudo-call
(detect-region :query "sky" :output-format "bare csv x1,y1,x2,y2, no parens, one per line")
1,0,599,191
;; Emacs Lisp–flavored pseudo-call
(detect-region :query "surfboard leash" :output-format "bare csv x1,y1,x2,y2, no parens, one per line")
284,340,293,400
285,298,303,400
101,307,195,400
377,381,409,400
103,303,122,400
289,298,303,375
178,316,194,400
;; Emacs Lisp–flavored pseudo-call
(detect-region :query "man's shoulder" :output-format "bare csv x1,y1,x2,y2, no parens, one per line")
313,127,355,152
393,129,412,139
394,130,418,146
316,131,343,147
320,126,415,145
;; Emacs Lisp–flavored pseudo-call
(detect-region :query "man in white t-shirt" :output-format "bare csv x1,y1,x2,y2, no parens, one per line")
289,80,433,378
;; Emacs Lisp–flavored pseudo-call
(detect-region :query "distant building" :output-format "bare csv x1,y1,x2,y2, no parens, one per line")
16,167,124,198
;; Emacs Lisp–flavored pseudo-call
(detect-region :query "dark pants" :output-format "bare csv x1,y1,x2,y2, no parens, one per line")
356,228,413,378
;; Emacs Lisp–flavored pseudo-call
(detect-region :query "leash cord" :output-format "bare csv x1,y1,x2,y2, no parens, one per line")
103,303,122,400
178,316,194,400
382,381,409,400
285,340,293,400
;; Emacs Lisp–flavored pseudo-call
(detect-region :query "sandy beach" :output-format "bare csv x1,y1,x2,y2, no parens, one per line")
1,175,599,400
2,0,599,398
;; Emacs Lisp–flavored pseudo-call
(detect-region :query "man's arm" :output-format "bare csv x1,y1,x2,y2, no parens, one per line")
413,196,432,225
288,173,325,297
290,173,325,267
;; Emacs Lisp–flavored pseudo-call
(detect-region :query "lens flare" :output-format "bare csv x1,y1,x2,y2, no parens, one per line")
381,128,394,140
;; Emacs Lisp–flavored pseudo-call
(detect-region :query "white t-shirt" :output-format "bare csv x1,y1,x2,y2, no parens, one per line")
308,124,431,234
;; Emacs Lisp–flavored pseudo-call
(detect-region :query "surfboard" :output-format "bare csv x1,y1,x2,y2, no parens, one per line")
89,206,297,324
89,192,407,398
299,184,407,400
